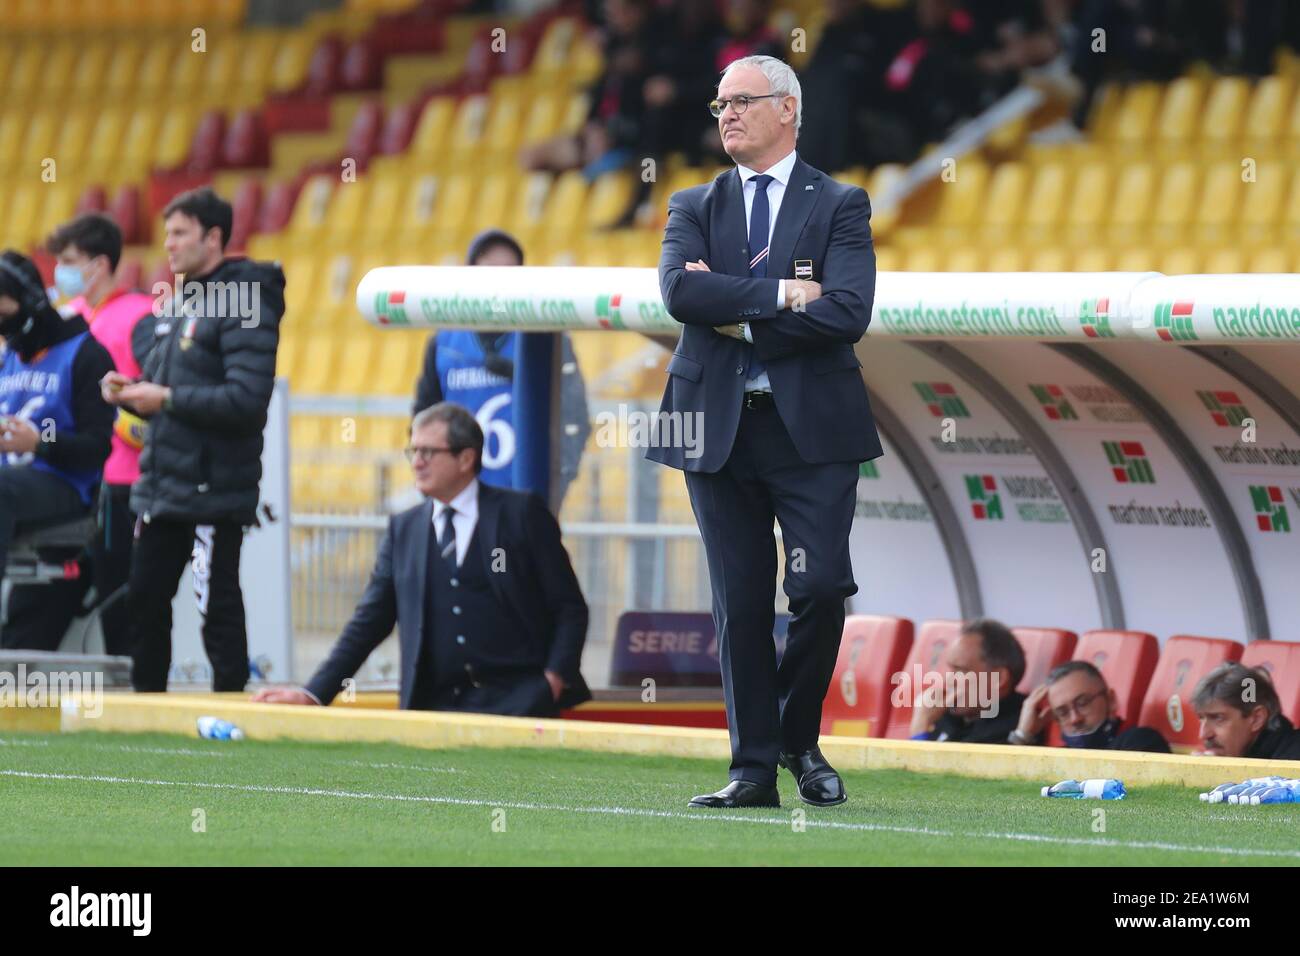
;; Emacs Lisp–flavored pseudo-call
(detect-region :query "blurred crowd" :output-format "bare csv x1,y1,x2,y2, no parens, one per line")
520,0,1300,193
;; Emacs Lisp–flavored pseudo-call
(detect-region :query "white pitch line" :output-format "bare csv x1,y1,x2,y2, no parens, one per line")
3,768,1298,861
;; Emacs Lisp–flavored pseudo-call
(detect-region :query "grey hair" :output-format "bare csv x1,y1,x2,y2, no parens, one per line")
412,401,484,474
720,54,801,137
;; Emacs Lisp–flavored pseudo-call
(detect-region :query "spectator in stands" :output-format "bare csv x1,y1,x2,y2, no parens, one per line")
520,0,659,178
0,250,115,640
1191,662,1300,760
1010,660,1170,751
910,618,1026,743
411,229,590,507
101,188,284,693
2,214,156,654
253,402,591,717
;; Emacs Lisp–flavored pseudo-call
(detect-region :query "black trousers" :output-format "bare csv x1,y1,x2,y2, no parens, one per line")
684,402,859,786
2,482,135,654
128,516,249,692
0,468,88,649
421,668,559,718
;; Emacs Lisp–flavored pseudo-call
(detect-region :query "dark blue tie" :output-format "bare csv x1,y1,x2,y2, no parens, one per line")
438,506,457,571
747,173,774,382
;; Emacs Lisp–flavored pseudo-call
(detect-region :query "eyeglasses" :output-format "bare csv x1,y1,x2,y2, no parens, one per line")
1051,690,1105,722
709,93,785,118
404,445,460,463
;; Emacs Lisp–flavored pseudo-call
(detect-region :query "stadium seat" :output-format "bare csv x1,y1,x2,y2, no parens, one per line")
1012,626,1077,695
1137,635,1244,749
820,615,914,737
884,619,963,738
1240,640,1300,726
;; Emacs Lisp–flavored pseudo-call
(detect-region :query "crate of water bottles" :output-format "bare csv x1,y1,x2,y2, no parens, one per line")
1201,776,1299,805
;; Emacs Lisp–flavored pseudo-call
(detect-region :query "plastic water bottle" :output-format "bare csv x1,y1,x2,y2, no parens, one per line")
1042,778,1126,799
1200,783,1237,802
197,716,244,741
1251,787,1296,805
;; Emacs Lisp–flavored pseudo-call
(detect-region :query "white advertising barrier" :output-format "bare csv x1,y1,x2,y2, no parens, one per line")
356,267,1300,344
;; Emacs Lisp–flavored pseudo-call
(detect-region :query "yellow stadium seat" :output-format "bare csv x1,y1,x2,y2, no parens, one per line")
276,336,302,382
408,97,456,162
1026,248,1069,272
287,174,336,236
1153,76,1205,152
1106,163,1154,241
1112,83,1162,146
1072,249,1112,272
1202,248,1244,273
1244,76,1293,147
1190,162,1246,244
543,170,590,239
1247,248,1289,273
482,79,528,161
153,107,197,169
980,162,1028,238
531,17,581,78
472,172,519,231
1199,76,1251,145
874,247,901,272
1148,162,1198,245
946,247,982,272
1087,83,1122,139
70,43,111,96
1239,161,1288,244
268,31,315,94
1158,248,1200,275
985,248,1024,271
120,108,164,171
326,179,371,236
296,336,340,394
356,173,408,242
395,174,440,238
6,185,47,248
934,157,990,236
335,335,379,394
430,172,477,240
904,248,943,271
446,94,492,163
52,110,96,166
587,171,635,230
1113,249,1157,272
1021,162,1070,242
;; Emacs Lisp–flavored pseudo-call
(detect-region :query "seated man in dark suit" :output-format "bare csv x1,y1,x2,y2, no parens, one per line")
1191,663,1300,760
1010,660,1170,752
909,618,1026,744
255,402,590,717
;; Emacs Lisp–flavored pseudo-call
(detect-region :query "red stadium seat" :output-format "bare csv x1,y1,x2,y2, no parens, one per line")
1240,640,1300,726
106,185,142,245
303,36,345,97
1138,634,1243,749
1046,629,1160,744
820,615,914,737
377,102,420,157
342,102,384,171
220,108,270,169
884,619,963,737
257,180,300,234
340,39,382,92
226,178,263,253
115,258,143,294
184,111,226,174
75,185,108,215
1011,626,1077,695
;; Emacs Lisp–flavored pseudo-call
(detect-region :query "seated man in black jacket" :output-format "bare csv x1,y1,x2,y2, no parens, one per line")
0,251,114,640
1192,663,1300,760
910,618,1026,743
254,402,590,717
1011,660,1170,752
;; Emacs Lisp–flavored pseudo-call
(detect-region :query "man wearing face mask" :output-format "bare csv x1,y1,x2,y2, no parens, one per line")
1010,660,1170,752
0,251,115,624
2,215,156,653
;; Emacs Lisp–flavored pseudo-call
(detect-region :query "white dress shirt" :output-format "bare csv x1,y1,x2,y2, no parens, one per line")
432,478,480,568
736,147,798,392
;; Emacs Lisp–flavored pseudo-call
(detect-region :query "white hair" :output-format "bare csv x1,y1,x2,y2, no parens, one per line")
720,54,802,137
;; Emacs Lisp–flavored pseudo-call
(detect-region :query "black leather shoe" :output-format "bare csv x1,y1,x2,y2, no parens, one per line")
778,746,847,806
688,780,780,809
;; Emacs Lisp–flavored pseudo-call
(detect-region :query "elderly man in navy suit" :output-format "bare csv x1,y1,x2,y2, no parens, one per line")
650,55,881,808
255,402,590,717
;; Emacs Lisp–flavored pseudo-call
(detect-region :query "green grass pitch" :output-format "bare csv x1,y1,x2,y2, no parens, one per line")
1,730,1297,866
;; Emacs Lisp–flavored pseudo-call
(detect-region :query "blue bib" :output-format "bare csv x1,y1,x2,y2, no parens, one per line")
435,331,517,487
0,332,101,504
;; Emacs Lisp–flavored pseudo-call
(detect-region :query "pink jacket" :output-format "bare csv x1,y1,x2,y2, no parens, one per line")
68,289,155,486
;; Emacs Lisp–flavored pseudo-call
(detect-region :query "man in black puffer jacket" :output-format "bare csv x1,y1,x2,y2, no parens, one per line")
103,188,284,692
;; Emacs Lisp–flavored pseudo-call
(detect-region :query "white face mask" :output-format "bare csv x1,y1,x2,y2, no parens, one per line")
53,262,89,299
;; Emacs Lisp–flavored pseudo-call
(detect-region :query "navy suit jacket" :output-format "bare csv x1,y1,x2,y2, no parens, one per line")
304,484,591,710
648,155,883,472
